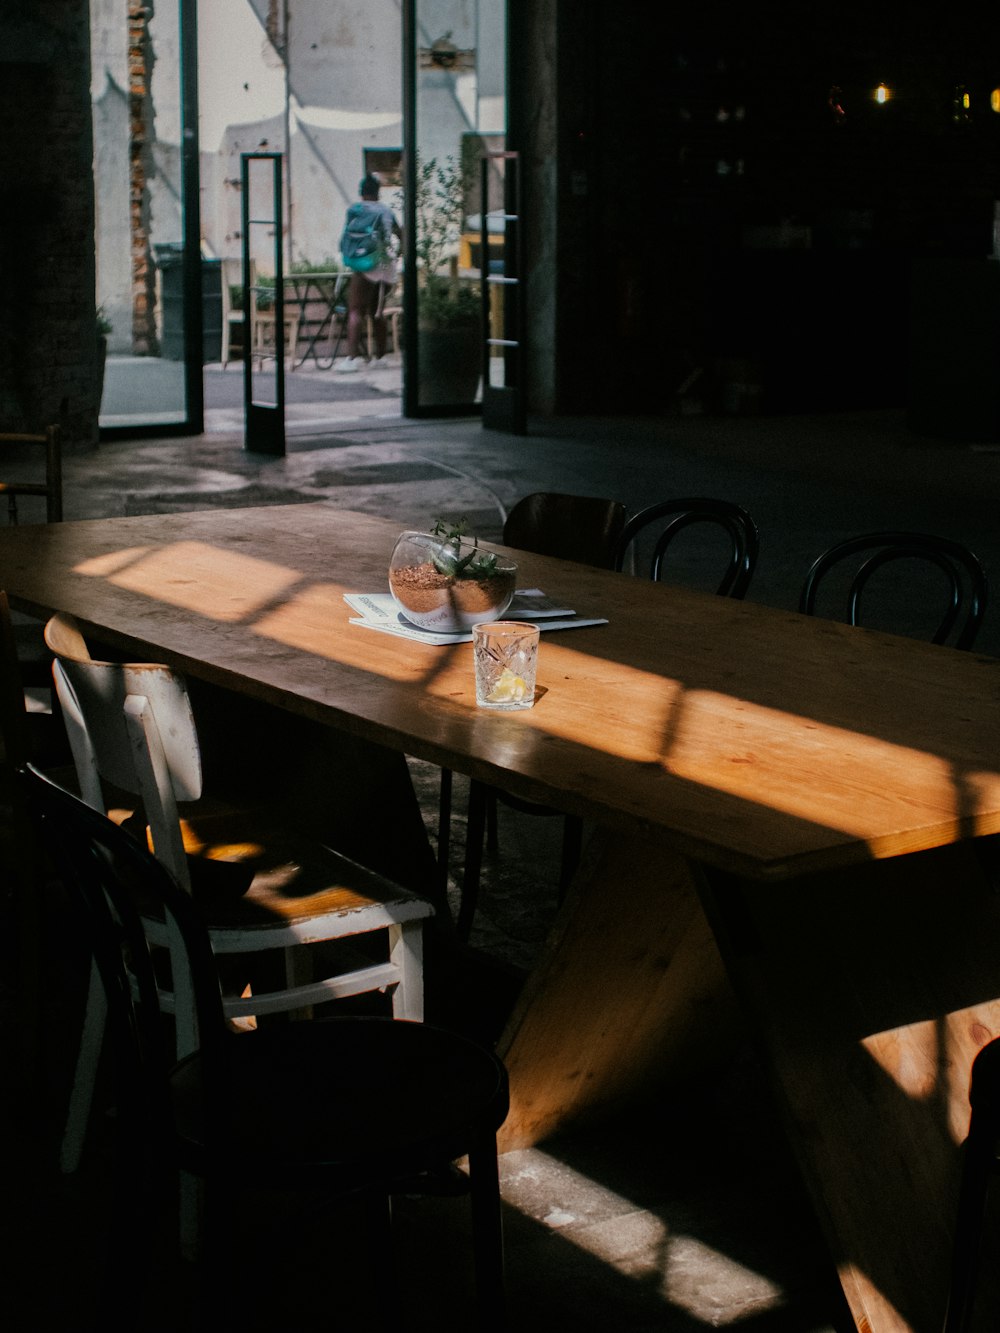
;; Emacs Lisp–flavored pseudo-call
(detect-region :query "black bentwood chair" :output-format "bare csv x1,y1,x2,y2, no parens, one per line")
612,496,761,596
21,764,509,1331
798,531,988,651
452,492,628,941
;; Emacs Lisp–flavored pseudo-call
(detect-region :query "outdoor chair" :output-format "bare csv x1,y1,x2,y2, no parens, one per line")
20,762,508,1330
798,530,988,651
374,297,403,356
231,259,300,370
612,496,761,597
451,492,628,941
45,612,435,1175
219,257,249,368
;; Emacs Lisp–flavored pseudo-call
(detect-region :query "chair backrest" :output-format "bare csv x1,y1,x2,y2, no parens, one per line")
0,425,62,524
798,531,988,651
220,257,257,320
503,492,628,569
613,497,761,598
21,763,228,1142
45,612,203,889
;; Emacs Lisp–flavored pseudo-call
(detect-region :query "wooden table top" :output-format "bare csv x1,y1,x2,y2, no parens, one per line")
3,502,998,881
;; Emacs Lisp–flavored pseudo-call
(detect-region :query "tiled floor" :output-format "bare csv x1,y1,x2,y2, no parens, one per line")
7,378,1000,1328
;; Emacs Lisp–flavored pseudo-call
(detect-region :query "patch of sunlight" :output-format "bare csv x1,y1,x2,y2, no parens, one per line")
290,96,401,133
503,1149,786,1324
76,541,302,622
668,688,1000,841
863,1013,995,1142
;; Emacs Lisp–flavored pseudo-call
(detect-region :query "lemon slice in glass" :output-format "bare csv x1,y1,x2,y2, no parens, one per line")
487,667,528,703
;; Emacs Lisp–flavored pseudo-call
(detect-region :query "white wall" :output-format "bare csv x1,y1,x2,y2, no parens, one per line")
94,1,505,316
90,0,131,350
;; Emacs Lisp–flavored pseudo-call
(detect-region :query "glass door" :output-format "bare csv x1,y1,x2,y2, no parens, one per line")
91,0,203,435
403,1,508,417
242,152,287,456
480,148,525,433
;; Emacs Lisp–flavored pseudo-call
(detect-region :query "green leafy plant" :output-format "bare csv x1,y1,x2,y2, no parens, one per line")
290,255,342,275
96,305,112,336
253,273,276,311
414,154,481,331
430,517,500,579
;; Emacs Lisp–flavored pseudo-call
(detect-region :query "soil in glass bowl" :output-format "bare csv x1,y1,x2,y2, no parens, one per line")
389,531,516,632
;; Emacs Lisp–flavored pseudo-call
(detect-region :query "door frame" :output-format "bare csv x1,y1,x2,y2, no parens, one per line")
402,0,520,422
98,0,204,441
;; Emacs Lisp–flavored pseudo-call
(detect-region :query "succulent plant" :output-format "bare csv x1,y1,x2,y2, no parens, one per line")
429,517,500,579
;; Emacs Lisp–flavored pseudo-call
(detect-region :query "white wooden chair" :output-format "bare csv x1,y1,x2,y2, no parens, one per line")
220,258,300,369
219,258,248,368
45,612,434,1173
368,280,402,357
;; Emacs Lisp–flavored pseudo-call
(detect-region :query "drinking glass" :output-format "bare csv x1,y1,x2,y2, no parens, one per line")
473,621,539,710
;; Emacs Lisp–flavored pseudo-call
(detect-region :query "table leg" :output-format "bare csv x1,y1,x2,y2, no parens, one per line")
496,827,740,1152
699,841,1000,1333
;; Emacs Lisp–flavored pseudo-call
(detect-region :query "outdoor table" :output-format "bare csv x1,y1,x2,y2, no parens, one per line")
2,502,999,1333
282,272,346,369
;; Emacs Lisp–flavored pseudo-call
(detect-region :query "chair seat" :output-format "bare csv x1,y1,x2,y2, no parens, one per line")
122,804,436,1016
137,804,434,944
170,1016,509,1186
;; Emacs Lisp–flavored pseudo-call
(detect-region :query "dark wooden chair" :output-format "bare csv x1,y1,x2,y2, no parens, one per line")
798,531,988,651
21,762,510,1330
502,491,628,569
612,496,761,597
449,493,628,941
0,425,64,713
0,425,62,525
943,1037,1000,1332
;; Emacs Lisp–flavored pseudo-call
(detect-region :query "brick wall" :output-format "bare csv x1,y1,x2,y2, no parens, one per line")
0,4,99,448
127,0,157,356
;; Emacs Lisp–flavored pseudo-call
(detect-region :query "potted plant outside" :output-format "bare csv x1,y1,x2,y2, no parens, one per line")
96,306,112,407
414,154,482,405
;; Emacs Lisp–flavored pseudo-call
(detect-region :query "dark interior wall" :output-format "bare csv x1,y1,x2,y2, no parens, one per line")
544,1,1000,419
0,4,99,446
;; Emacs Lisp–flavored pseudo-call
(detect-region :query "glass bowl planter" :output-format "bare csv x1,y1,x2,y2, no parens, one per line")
388,530,516,632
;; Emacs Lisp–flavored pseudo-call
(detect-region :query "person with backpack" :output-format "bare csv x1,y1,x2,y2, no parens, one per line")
335,173,402,372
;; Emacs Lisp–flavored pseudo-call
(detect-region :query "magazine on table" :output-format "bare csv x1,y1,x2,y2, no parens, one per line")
344,589,608,645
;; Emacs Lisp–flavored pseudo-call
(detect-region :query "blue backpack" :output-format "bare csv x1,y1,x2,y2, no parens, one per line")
340,203,386,272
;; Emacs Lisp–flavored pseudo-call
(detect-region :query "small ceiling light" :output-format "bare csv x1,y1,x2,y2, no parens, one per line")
991,88,1000,113
874,83,890,105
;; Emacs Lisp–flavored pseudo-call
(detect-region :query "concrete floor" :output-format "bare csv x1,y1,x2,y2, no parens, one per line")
7,367,1000,1329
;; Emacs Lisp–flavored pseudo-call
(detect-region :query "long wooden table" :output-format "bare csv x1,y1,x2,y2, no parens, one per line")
4,503,1000,1332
